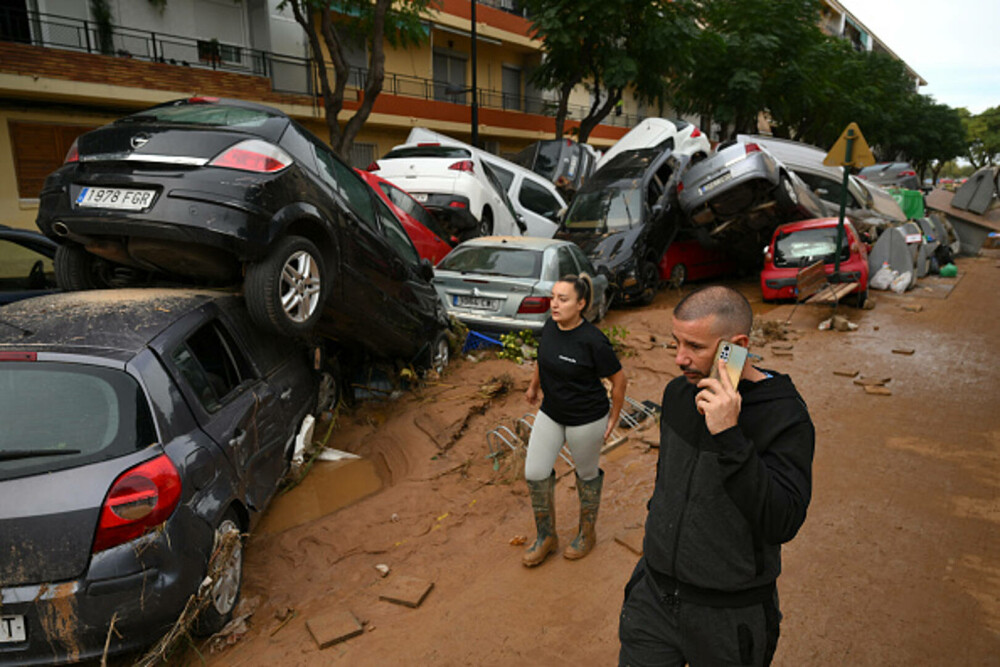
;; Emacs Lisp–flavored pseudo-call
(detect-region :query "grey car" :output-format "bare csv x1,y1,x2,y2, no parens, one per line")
0,289,319,664
858,162,921,191
432,236,611,335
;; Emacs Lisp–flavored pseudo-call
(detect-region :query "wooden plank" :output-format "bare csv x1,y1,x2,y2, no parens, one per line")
805,282,858,304
795,261,828,301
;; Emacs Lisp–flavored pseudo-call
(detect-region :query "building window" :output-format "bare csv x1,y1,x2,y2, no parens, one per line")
197,39,243,65
433,50,467,103
502,65,522,111
349,142,378,170
8,121,95,200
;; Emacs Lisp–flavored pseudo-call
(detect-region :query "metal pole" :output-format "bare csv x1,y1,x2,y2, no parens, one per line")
470,0,479,148
834,129,855,278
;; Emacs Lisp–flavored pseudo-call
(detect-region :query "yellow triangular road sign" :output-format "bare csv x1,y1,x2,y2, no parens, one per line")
823,122,875,169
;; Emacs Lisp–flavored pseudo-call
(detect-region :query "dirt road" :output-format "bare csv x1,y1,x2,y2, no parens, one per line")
197,255,1000,666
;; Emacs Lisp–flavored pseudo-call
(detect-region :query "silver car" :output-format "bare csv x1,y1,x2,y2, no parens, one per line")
432,236,611,335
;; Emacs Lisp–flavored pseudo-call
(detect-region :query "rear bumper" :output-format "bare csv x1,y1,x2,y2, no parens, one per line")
0,511,210,665
449,311,545,336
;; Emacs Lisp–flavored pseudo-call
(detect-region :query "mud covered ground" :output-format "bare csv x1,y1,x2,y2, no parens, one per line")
187,255,998,666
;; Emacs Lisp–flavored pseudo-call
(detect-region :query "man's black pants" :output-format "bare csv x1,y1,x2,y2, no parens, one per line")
618,560,781,667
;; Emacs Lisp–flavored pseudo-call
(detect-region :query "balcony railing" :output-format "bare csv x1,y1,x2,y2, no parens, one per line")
0,7,642,130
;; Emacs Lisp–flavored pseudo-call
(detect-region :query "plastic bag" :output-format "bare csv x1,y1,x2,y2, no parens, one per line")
890,271,912,294
870,266,896,290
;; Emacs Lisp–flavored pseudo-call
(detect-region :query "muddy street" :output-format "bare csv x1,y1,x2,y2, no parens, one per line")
195,255,999,667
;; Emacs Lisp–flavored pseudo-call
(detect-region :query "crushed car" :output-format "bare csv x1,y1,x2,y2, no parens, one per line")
556,147,688,305
0,224,58,305
33,97,451,367
0,289,324,664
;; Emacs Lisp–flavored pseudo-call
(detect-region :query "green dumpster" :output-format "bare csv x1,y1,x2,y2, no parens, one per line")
888,187,925,220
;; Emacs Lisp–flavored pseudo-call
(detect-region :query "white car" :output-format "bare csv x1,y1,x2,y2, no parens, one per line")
401,128,567,238
596,118,712,170
371,142,525,241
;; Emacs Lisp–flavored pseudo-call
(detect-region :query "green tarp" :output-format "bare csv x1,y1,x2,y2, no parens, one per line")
888,188,925,220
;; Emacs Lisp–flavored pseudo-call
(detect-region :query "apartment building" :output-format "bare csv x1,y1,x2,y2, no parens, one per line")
0,0,639,232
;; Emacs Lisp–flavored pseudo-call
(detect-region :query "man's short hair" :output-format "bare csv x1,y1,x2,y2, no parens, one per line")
673,285,753,337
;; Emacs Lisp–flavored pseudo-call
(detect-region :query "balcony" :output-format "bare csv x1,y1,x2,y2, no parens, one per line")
0,7,641,130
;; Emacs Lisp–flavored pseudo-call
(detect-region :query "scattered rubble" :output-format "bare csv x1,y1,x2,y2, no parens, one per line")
892,348,916,355
306,607,363,649
378,575,434,608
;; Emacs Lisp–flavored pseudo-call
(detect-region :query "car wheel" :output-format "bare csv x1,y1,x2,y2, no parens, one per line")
245,235,325,338
477,209,494,237
195,511,243,637
54,243,108,290
426,332,451,374
638,261,660,306
669,263,687,287
775,173,799,214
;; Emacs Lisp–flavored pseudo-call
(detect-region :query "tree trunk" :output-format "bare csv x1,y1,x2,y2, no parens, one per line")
338,0,391,158
553,81,574,139
577,87,621,144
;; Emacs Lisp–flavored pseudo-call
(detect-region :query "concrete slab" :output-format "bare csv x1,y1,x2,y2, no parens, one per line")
379,575,434,608
306,608,363,649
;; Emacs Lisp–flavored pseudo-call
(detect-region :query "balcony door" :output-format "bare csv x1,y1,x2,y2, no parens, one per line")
433,49,467,103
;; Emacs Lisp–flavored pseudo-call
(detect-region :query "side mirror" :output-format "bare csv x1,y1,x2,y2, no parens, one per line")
419,258,434,282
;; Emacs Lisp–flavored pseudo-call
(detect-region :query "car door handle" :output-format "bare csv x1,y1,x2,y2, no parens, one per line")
280,387,293,400
229,429,247,447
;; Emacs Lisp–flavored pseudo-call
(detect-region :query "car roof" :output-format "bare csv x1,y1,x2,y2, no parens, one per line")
774,217,854,234
0,288,232,357
454,235,575,251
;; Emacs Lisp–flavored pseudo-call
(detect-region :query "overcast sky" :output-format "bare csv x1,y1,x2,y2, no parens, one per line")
839,0,1000,114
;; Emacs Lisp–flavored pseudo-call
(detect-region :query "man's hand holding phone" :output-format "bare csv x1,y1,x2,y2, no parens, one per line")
696,341,746,434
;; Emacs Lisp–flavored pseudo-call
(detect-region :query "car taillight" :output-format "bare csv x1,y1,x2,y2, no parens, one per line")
449,160,475,173
64,139,79,164
417,142,440,147
209,139,292,173
0,351,36,361
517,296,551,314
92,454,182,553
677,182,685,193
691,127,702,137
745,143,762,154
366,161,380,172
188,96,220,104
449,200,468,208
899,170,916,177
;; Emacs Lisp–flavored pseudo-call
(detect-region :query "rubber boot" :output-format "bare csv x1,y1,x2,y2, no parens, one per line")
564,469,603,560
522,473,558,567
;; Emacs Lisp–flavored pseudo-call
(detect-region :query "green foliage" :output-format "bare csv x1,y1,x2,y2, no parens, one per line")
497,330,539,364
964,106,1000,168
601,324,631,357
89,0,115,55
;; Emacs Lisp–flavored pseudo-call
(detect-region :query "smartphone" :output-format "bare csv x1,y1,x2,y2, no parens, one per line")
709,340,748,387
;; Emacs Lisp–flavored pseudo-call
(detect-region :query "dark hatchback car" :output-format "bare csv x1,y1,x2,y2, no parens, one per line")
34,97,449,365
555,148,688,305
0,290,318,664
0,224,58,305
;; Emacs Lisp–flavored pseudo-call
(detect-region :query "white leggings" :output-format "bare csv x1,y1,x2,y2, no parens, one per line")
524,410,607,482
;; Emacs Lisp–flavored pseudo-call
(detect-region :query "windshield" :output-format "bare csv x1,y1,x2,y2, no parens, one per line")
436,246,542,279
121,103,277,128
563,180,643,231
774,227,850,268
383,146,472,160
0,362,157,481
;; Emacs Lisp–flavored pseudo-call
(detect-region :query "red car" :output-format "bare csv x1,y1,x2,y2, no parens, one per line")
659,230,737,286
355,169,455,264
760,217,869,306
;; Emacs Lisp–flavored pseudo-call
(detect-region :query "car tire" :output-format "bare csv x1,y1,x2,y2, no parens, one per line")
669,263,687,287
245,235,325,338
54,243,107,291
638,261,660,306
477,209,494,237
426,331,451,374
775,173,800,214
195,511,243,637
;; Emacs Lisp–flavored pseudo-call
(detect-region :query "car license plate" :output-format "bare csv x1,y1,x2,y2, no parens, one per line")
76,187,155,210
699,172,733,195
0,615,26,643
412,193,428,203
454,295,499,310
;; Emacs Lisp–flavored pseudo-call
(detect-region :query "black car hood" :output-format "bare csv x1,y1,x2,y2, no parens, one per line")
557,226,642,273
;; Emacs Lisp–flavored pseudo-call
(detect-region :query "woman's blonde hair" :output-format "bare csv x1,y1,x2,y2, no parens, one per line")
559,273,593,311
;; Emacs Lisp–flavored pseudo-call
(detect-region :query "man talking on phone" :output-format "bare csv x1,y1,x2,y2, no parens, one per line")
618,285,815,667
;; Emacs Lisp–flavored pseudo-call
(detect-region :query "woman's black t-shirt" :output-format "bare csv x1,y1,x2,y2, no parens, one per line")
538,317,622,426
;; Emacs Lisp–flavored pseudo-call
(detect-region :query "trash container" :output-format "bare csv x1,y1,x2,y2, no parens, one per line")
888,188,925,220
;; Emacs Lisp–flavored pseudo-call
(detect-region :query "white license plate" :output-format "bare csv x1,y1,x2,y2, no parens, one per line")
76,187,155,210
412,193,428,203
454,295,499,310
700,172,733,195
0,615,26,643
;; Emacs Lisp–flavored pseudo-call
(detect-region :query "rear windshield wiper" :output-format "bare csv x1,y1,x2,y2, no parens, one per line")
0,449,82,462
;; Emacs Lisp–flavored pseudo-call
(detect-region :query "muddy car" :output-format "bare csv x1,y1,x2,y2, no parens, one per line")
0,289,321,664
678,139,825,268
555,148,687,305
34,97,448,361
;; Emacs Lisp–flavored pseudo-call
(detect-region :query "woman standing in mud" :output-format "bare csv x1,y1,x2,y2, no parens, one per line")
522,274,627,567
